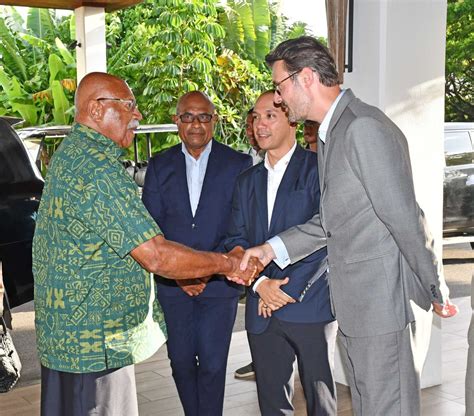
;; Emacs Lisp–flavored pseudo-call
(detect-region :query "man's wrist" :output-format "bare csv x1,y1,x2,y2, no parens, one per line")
253,276,269,293
221,253,233,274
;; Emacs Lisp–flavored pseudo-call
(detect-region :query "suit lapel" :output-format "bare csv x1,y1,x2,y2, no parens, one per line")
253,163,269,238
174,148,194,219
269,145,304,234
194,139,218,219
320,89,356,193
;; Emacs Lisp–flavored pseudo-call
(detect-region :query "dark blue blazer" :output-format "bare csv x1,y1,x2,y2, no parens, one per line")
225,145,333,334
142,139,252,298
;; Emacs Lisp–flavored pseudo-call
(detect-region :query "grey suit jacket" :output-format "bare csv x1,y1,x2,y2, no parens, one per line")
278,89,445,337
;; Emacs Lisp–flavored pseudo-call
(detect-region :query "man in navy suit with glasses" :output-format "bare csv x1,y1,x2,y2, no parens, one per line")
142,91,252,416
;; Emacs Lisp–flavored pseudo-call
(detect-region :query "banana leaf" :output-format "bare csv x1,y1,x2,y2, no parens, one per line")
253,0,271,61
19,32,51,50
0,18,27,80
0,67,23,99
49,54,65,85
11,102,38,126
27,8,55,42
55,38,75,66
235,1,256,61
51,80,71,125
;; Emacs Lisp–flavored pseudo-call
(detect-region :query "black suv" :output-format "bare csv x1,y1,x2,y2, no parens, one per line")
0,118,43,308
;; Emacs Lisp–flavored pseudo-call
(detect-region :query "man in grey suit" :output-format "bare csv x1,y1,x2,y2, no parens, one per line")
237,37,458,415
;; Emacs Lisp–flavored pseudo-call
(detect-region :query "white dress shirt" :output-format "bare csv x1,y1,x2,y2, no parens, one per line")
181,140,212,216
253,141,297,292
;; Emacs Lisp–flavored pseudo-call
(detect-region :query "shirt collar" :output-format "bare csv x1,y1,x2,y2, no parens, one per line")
264,141,297,172
181,139,213,161
318,89,346,143
72,123,125,159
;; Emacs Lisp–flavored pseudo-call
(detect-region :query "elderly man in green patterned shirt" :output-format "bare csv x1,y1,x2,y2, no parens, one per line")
32,72,261,416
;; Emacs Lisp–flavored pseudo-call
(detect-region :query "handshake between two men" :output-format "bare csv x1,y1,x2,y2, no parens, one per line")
133,228,456,320
131,234,265,286
224,242,293,318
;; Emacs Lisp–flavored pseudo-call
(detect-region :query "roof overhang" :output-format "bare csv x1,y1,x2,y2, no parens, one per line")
0,0,143,12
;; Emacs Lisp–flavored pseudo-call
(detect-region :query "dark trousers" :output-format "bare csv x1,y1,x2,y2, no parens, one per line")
158,295,239,416
41,364,138,416
248,317,338,416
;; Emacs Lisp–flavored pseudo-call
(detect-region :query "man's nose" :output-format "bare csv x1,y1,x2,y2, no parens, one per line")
133,106,143,121
274,91,282,104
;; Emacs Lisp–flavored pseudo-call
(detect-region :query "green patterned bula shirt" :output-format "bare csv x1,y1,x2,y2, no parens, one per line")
33,123,166,373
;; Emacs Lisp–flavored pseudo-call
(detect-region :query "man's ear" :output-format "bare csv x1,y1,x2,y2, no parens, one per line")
88,100,103,121
171,114,178,124
300,67,316,88
212,114,219,122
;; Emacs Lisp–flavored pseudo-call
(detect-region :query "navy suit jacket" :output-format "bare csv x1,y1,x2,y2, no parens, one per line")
225,145,333,334
142,139,252,298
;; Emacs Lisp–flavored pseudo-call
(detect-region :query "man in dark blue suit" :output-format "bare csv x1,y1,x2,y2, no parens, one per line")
142,91,252,416
225,91,337,415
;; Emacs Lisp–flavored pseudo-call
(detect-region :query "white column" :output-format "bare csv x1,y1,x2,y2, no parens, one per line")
74,6,107,83
333,0,447,388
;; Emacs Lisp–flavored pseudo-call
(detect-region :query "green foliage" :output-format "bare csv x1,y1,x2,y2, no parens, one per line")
107,0,275,157
445,0,473,121
0,0,312,150
0,7,76,126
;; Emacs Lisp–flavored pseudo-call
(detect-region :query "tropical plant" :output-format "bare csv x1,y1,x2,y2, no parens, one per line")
445,0,473,121
0,7,76,126
106,0,274,157
0,0,312,152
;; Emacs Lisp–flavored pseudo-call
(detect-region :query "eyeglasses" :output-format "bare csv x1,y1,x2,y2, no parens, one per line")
177,113,214,123
273,70,301,93
96,97,137,112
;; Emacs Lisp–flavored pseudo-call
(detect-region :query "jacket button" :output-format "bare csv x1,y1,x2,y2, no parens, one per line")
192,223,196,229
327,231,332,238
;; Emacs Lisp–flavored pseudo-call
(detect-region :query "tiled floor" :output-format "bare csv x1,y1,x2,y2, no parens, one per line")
0,296,470,415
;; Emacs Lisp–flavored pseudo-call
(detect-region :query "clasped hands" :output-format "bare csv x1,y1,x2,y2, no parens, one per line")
256,277,295,318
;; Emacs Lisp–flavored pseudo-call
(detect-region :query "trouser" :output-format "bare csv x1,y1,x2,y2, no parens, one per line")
158,295,239,416
41,364,138,416
248,317,337,416
338,323,420,416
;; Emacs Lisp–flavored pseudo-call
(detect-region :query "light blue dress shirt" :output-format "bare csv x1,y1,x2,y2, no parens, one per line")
181,140,213,217
268,89,346,268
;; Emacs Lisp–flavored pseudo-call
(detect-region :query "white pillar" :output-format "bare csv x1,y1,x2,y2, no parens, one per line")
75,6,107,83
333,0,447,388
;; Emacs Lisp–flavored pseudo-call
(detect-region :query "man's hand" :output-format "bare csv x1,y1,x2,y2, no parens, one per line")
240,243,276,272
258,298,272,318
177,279,206,297
200,276,212,284
256,277,295,312
225,246,264,285
432,298,459,318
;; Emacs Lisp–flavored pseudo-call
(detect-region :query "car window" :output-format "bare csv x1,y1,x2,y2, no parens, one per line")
444,131,473,167
0,120,40,186
444,131,472,155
